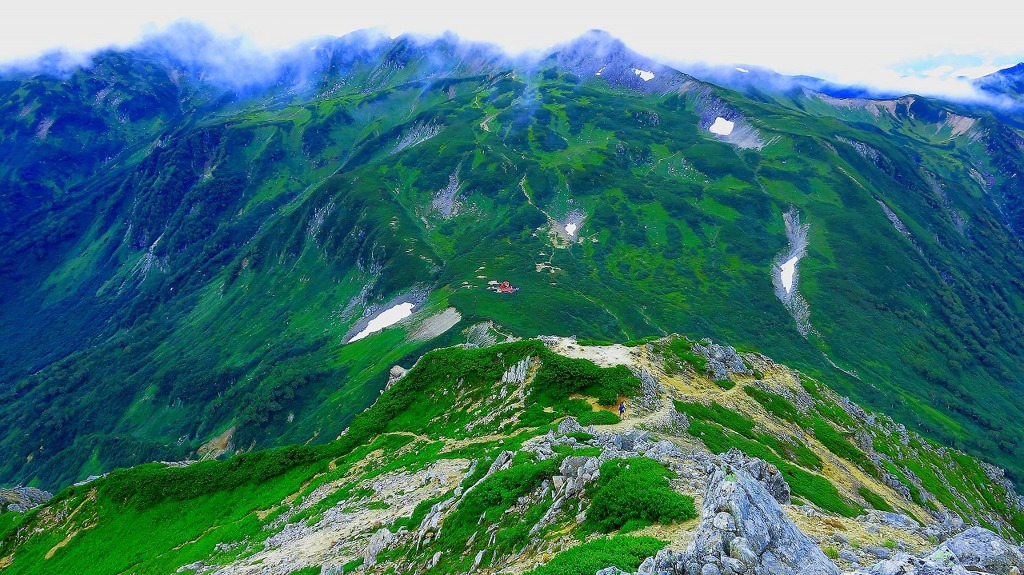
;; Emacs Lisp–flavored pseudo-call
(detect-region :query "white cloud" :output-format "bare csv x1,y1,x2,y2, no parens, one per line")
2,0,1023,96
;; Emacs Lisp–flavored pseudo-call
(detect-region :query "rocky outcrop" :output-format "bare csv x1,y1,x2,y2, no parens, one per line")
0,487,51,513
692,340,752,381
719,449,790,505
625,454,838,575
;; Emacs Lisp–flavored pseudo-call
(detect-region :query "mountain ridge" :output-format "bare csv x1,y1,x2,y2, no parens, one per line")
0,336,1021,573
1,28,1024,496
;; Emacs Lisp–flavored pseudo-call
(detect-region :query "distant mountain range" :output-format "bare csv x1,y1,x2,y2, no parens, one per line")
2,27,1024,496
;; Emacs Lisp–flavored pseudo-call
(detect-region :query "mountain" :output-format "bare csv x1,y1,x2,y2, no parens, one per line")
0,338,1022,574
977,63,1024,101
2,28,1024,500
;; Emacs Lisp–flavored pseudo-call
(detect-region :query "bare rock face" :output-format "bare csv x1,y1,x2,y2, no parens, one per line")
639,455,837,575
929,527,1024,575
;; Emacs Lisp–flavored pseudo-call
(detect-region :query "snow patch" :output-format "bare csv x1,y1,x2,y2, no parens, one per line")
709,117,735,136
779,256,799,294
350,303,415,342
565,223,578,237
595,66,606,76
632,68,655,81
736,67,749,73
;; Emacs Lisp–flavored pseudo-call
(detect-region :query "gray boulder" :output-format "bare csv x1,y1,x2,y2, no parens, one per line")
557,417,582,435
853,552,972,575
930,527,1024,575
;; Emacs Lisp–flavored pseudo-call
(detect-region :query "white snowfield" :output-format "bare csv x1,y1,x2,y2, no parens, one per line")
632,68,655,81
565,223,578,237
709,117,735,136
780,256,799,294
736,67,749,73
350,302,415,342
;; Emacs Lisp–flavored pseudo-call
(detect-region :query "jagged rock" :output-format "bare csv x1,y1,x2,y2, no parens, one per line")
930,527,1024,575
881,473,914,502
644,440,682,460
472,549,486,571
488,451,514,475
679,457,838,575
631,368,663,413
719,448,791,504
870,511,919,531
557,417,582,435
386,365,408,388
501,358,531,385
923,512,966,542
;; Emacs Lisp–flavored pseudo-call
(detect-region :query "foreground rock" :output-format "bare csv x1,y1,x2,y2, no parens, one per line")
849,527,1024,575
611,451,838,575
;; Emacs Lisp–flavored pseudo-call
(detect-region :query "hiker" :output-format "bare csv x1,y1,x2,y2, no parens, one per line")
618,401,626,416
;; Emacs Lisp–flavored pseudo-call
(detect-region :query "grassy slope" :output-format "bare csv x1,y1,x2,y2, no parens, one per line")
0,339,1020,574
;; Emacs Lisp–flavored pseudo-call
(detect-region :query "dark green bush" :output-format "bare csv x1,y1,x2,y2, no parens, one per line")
533,353,641,406
578,410,620,426
586,458,696,532
523,536,667,575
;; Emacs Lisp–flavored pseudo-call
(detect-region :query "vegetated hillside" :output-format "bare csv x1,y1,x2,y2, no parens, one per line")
0,337,1020,574
2,29,1024,490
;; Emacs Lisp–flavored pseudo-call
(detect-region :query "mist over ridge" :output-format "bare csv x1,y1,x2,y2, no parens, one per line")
2,21,1021,107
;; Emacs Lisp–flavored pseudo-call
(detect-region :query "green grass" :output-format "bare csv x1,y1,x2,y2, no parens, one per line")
436,456,560,553
744,386,803,424
858,486,893,512
674,400,755,437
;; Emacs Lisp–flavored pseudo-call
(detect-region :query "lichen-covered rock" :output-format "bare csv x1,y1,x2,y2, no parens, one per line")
676,455,837,575
851,552,972,575
930,526,1024,575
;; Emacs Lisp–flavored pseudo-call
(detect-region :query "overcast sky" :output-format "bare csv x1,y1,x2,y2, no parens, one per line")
4,0,1024,96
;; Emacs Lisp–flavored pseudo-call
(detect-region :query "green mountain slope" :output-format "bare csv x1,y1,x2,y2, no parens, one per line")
0,338,1020,574
2,31,1024,490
